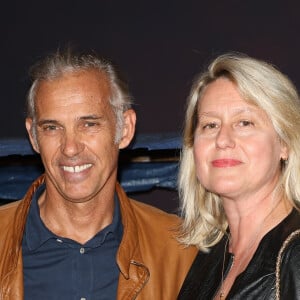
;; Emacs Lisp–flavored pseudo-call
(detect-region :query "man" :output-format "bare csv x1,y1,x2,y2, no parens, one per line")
0,49,197,299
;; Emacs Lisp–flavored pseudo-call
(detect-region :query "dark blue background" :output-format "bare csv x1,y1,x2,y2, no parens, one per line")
1,0,299,211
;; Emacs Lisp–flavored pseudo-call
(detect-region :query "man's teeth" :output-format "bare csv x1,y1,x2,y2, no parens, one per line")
62,164,92,173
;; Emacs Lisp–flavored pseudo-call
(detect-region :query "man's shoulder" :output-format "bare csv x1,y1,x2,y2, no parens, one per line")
0,200,22,232
0,200,21,214
125,197,198,262
129,198,180,224
126,198,183,241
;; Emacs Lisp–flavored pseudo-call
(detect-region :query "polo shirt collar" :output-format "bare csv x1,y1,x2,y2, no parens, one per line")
24,184,123,251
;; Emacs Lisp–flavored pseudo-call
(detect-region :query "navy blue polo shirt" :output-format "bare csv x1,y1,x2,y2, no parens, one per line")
22,184,123,300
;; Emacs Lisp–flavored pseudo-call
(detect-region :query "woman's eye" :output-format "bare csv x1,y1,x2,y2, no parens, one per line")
239,120,254,127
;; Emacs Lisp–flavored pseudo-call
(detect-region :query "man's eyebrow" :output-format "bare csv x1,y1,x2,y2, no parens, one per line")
37,119,59,126
36,115,104,126
79,115,103,120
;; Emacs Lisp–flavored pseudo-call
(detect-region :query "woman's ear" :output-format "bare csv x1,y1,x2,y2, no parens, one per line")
25,118,40,153
119,109,136,149
280,141,289,162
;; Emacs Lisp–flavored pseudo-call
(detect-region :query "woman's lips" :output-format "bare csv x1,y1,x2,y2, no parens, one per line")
211,159,242,168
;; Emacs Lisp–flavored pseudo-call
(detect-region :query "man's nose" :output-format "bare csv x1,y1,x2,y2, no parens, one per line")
60,130,84,157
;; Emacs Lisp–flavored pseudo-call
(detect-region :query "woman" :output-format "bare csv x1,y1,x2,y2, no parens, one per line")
177,53,300,299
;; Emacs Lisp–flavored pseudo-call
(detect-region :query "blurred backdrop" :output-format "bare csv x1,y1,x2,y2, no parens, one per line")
1,0,299,212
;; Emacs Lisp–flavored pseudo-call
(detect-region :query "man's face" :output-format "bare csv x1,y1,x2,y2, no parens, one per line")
26,70,135,203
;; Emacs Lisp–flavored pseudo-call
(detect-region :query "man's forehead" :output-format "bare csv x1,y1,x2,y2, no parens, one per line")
36,70,111,100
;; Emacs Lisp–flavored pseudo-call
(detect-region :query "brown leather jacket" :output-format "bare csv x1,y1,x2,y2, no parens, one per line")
0,175,197,299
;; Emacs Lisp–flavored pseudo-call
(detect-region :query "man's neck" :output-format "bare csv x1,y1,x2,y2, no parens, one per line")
38,190,115,244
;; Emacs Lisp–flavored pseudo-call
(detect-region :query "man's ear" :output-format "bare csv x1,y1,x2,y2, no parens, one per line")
119,109,136,149
25,118,40,153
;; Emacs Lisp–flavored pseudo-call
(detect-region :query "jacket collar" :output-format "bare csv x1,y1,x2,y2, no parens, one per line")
24,183,123,251
1,175,148,299
20,175,144,280
0,175,45,298
11,175,45,257
115,182,144,279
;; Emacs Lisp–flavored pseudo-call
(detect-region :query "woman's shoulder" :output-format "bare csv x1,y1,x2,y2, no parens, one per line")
280,228,300,261
277,227,300,298
265,208,300,244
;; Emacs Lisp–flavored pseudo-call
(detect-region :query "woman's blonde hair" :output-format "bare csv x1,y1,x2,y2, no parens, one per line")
178,53,300,251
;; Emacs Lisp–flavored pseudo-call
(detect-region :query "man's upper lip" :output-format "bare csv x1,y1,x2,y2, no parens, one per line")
59,162,92,169
60,163,91,167
59,160,90,166
60,163,87,166
211,159,241,167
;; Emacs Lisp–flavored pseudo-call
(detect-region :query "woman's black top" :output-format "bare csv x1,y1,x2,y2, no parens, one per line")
178,209,300,299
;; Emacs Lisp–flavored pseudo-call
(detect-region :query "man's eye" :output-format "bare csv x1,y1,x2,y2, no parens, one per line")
85,122,98,127
203,123,217,130
43,125,58,131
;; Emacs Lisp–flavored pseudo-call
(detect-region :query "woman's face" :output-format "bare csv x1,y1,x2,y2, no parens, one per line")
193,78,288,200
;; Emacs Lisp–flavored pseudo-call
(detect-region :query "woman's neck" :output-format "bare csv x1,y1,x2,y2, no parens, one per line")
214,195,292,300
225,194,292,254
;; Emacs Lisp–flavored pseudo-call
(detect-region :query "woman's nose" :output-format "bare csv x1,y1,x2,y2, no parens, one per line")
215,125,236,149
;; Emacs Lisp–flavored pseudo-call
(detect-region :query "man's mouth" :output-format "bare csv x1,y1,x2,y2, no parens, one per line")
62,164,92,173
